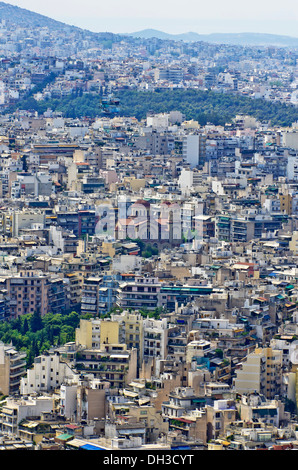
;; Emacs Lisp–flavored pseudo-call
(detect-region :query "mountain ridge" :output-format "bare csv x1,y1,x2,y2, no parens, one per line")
128,28,298,47
0,2,297,47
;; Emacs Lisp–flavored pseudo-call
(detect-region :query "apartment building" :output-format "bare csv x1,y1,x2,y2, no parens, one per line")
161,386,204,419
48,277,66,315
75,345,137,389
206,399,238,441
216,213,283,242
75,319,138,388
11,209,46,237
20,351,78,395
112,310,144,368
3,271,66,319
143,317,168,362
4,271,49,318
81,275,118,317
0,396,53,436
75,318,102,349
0,342,27,396
64,271,83,311
233,347,282,399
186,340,212,364
182,134,206,168
237,392,284,428
133,129,175,156
116,276,161,312
159,283,213,312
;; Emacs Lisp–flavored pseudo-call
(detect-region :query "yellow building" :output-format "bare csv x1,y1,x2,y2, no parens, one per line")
112,310,144,367
75,318,94,349
100,240,121,258
279,193,292,214
75,318,119,350
100,320,120,349
123,177,146,192
75,318,137,388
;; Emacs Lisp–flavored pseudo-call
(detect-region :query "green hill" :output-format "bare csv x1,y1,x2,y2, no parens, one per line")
8,88,298,127
116,88,298,127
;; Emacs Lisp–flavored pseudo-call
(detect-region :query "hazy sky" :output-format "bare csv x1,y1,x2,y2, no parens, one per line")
7,0,298,36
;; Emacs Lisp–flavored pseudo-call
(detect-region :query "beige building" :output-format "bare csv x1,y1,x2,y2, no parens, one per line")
237,392,285,427
76,345,137,389
0,342,26,396
112,310,144,368
186,339,212,364
233,347,282,399
279,193,292,214
206,399,238,441
76,319,137,388
234,349,267,396
0,396,53,436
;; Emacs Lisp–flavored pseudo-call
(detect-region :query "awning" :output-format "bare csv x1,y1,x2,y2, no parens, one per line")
80,444,106,450
55,433,73,442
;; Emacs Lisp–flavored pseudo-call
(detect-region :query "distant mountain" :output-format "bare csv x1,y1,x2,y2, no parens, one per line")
1,1,298,49
129,29,298,47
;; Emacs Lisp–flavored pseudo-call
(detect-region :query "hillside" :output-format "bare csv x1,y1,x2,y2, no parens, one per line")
0,1,74,30
0,1,123,41
8,88,298,127
116,89,298,127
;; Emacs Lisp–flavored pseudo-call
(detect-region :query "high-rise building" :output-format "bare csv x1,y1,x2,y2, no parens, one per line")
182,134,206,168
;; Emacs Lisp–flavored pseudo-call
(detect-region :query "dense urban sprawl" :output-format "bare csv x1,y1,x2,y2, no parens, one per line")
1,2,298,452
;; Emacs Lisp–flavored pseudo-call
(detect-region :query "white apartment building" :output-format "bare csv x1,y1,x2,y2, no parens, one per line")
20,352,78,395
12,209,45,237
186,339,212,363
143,317,168,360
287,154,298,181
182,134,206,168
0,396,53,435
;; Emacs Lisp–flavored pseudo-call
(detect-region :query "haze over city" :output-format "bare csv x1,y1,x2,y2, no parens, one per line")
7,0,298,37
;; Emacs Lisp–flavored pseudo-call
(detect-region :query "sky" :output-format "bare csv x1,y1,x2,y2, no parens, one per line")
6,0,298,37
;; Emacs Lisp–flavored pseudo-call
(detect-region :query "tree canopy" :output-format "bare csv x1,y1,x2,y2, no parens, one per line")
0,310,83,367
5,87,298,127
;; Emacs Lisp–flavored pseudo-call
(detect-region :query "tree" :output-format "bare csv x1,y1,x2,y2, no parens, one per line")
30,309,43,333
22,317,29,335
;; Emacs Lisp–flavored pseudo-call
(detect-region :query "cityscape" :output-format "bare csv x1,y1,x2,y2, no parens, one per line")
1,0,298,454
